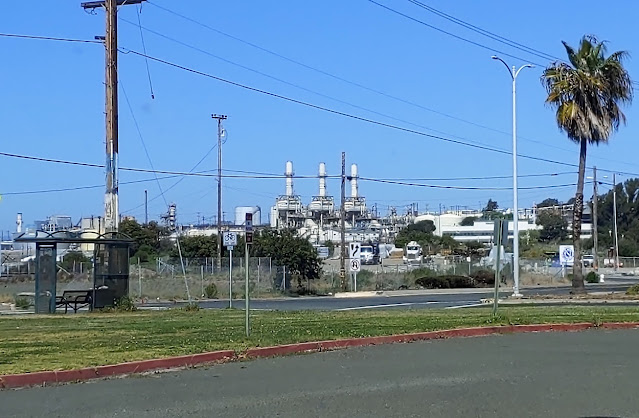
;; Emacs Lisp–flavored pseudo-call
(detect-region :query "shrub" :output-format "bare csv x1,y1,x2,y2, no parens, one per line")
626,284,639,296
204,283,218,299
585,271,599,283
441,275,475,288
114,296,137,312
409,267,437,280
415,276,450,289
415,275,476,289
14,296,30,309
471,270,495,286
181,303,200,311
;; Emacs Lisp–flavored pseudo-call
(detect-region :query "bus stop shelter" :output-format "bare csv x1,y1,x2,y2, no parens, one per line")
14,231,132,313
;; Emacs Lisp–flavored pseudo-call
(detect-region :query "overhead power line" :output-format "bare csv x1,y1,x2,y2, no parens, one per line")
359,177,577,191
0,33,102,43
120,49,635,173
144,2,533,141
365,0,544,66
120,17,499,149
3,28,633,165
406,0,560,62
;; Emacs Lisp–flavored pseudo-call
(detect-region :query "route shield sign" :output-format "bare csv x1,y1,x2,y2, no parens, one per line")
223,232,237,247
559,245,574,265
350,258,361,272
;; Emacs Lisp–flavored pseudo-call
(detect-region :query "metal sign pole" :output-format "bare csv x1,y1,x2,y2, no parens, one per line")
245,240,250,337
493,220,503,316
229,248,233,308
354,271,358,292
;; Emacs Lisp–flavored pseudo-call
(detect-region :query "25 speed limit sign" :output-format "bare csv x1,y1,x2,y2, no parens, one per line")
350,258,361,272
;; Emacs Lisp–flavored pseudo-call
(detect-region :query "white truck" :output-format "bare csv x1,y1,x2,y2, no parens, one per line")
403,241,423,265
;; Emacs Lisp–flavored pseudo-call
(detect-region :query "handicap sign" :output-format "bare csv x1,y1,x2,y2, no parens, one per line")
559,245,574,265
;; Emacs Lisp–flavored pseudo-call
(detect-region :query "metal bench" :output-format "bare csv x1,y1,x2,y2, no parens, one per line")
55,290,93,313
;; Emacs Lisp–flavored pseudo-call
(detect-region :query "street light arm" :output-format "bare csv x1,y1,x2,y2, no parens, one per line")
514,64,534,79
491,55,513,79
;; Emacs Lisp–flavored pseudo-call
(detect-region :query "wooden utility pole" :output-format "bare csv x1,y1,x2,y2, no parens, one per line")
212,114,227,271
592,167,598,271
82,0,146,232
340,152,346,290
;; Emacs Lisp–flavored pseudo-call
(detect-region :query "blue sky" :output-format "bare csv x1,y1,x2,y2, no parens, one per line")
1,0,637,233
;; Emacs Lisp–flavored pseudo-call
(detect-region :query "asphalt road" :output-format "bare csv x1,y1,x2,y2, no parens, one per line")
3,329,639,417
142,278,638,311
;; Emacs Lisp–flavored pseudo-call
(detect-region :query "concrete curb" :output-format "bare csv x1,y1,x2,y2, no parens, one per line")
2,322,639,389
0,350,235,389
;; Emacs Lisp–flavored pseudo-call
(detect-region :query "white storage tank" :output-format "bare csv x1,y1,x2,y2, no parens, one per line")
235,206,261,226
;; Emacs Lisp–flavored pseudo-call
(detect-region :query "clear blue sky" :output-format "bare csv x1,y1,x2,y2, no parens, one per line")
1,0,637,233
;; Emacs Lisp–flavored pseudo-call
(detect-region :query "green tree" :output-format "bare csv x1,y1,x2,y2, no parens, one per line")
251,229,321,287
537,198,560,208
460,216,476,226
484,199,498,212
394,220,437,249
542,35,633,293
60,251,91,272
173,235,217,258
119,219,170,258
536,211,568,242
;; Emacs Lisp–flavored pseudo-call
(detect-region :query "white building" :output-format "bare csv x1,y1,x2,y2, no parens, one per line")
414,209,592,244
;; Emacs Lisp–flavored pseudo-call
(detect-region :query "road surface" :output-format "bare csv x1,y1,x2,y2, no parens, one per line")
143,279,638,311
2,329,638,417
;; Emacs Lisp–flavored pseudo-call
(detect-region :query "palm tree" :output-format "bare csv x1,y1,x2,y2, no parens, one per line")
542,35,633,293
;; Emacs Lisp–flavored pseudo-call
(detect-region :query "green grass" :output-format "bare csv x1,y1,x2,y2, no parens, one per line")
1,306,638,375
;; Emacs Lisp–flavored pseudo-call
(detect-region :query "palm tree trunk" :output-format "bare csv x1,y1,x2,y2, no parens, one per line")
572,138,587,293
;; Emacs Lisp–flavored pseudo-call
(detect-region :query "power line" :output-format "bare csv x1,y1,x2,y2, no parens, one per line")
406,0,560,62
373,171,577,182
145,2,536,141
3,28,633,165
120,48,631,172
359,177,577,191
0,33,102,43
365,0,544,66
120,18,499,148
0,174,182,196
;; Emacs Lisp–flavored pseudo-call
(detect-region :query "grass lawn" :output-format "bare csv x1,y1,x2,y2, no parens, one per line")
1,306,639,375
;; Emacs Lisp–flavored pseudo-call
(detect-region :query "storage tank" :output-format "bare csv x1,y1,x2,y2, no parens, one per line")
235,206,261,226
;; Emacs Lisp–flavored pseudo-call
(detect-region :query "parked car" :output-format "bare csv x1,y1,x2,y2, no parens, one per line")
582,254,595,268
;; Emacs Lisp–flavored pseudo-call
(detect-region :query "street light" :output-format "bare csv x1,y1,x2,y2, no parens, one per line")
598,175,621,271
492,56,533,297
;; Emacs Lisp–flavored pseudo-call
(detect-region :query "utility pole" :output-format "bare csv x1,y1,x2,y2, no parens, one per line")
340,152,346,291
613,173,620,271
82,0,146,232
592,167,598,271
212,114,227,271
144,189,148,224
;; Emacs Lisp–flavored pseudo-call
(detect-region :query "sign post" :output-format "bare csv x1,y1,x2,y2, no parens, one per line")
244,213,253,337
492,220,508,316
349,242,361,292
223,232,238,308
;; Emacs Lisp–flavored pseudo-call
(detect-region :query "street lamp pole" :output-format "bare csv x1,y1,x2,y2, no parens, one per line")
613,173,620,271
492,56,533,297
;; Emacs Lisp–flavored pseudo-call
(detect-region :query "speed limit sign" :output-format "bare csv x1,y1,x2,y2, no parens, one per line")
350,258,361,272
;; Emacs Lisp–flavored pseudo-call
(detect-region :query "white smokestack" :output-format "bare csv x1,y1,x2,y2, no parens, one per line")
285,161,294,196
319,162,327,197
16,213,23,233
350,164,358,198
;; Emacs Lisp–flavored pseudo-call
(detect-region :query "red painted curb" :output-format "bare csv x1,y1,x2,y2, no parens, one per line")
0,350,235,389
246,342,321,358
600,322,639,330
2,322,639,389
